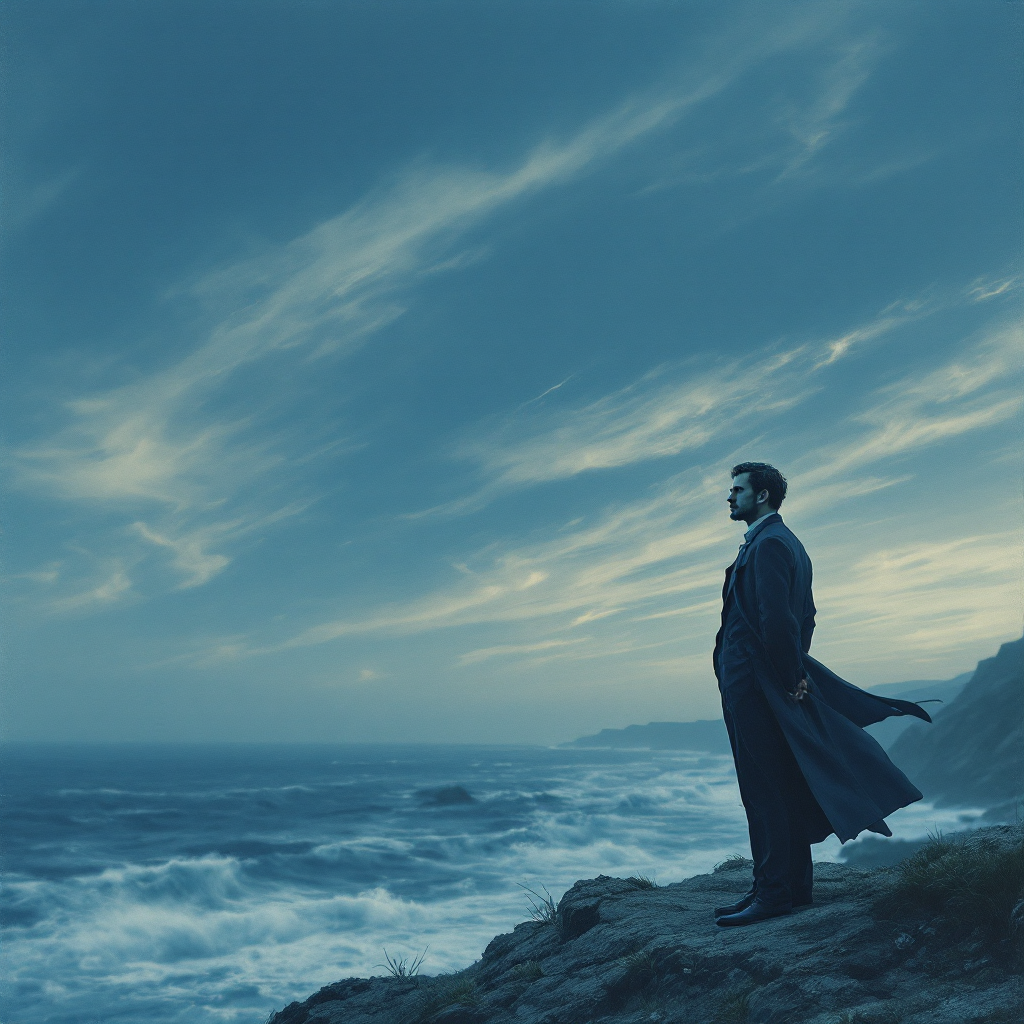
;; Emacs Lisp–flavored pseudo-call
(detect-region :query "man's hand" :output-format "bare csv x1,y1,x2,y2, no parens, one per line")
789,677,811,701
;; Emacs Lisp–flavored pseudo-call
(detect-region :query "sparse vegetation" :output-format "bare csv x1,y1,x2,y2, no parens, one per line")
637,989,667,1014
713,855,751,874
712,987,752,1024
627,873,658,889
416,975,479,1021
874,831,1024,942
614,947,668,1012
510,959,544,982
377,947,428,978
518,882,558,924
511,961,542,983
619,948,656,977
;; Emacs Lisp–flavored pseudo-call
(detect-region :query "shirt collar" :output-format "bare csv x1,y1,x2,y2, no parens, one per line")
744,511,777,541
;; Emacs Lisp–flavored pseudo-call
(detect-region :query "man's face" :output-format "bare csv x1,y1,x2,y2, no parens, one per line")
727,472,766,522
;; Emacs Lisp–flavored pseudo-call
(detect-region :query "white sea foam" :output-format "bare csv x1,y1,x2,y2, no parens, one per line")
0,744,969,1024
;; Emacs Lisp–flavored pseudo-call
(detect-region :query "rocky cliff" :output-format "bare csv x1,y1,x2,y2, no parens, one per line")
561,674,972,756
268,824,1023,1024
561,720,731,754
888,637,1023,817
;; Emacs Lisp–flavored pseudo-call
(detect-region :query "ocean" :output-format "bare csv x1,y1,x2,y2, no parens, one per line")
0,743,975,1024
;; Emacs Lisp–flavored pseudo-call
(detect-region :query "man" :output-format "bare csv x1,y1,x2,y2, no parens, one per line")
713,462,930,927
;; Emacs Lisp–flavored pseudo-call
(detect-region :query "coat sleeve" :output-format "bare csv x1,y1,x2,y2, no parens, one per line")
752,537,804,691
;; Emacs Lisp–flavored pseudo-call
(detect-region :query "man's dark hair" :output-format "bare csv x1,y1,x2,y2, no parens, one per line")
731,462,787,509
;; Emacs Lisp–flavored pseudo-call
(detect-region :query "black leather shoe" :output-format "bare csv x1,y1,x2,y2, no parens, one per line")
792,892,813,908
714,890,756,917
716,897,792,927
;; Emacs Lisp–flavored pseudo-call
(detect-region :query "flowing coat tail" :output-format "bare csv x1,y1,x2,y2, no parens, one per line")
759,653,933,844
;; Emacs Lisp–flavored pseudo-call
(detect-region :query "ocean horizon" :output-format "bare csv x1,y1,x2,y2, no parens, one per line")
0,742,981,1024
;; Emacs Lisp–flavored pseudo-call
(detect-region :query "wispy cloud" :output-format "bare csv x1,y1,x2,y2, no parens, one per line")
813,298,925,367
802,322,1023,483
637,16,891,197
207,310,1020,670
131,523,231,590
458,638,591,666
813,531,1021,669
968,275,1022,303
49,565,132,614
775,33,885,180
11,9,826,606
420,299,924,515
3,166,81,231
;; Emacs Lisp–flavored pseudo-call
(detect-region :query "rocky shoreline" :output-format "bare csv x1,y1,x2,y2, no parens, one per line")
268,824,1023,1024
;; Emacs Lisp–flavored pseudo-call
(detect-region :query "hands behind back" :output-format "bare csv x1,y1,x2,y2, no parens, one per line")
790,677,811,702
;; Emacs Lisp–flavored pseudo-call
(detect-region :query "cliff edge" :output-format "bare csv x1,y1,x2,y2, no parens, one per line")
268,824,1023,1024
888,637,1023,817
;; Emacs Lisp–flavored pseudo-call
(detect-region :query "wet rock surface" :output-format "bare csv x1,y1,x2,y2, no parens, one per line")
269,825,1023,1024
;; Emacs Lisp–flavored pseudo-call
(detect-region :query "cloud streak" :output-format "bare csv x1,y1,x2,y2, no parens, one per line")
11,7,830,606
209,310,1020,673
421,298,928,515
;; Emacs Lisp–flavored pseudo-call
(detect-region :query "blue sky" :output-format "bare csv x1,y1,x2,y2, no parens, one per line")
2,1,1021,743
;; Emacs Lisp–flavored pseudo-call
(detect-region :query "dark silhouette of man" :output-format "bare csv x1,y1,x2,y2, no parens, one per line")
713,462,931,926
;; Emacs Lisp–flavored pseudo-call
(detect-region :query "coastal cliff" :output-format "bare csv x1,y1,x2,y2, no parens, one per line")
888,637,1023,819
268,824,1023,1024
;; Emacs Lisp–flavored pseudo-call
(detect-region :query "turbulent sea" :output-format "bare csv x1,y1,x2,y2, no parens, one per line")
0,743,973,1024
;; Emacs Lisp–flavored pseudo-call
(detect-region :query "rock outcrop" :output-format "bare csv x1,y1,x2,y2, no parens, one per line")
561,720,731,754
862,673,972,750
268,824,1023,1024
561,672,974,756
888,636,1023,816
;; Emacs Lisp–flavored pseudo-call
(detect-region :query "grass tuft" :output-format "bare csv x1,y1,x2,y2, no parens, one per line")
627,873,658,889
510,959,544,983
620,948,656,976
416,976,479,1021
712,987,752,1024
713,855,752,874
517,883,558,924
874,832,1024,942
377,946,428,978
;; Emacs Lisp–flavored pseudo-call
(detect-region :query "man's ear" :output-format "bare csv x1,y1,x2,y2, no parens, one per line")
757,490,770,506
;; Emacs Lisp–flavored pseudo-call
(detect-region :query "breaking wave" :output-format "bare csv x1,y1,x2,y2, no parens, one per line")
0,743,971,1023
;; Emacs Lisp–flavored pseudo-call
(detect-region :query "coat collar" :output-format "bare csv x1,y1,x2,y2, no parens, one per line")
731,512,782,572
744,511,782,545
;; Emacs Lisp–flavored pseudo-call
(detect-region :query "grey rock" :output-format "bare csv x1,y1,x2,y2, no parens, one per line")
863,672,972,749
562,670,975,756
888,636,1023,811
267,824,1024,1024
561,720,731,754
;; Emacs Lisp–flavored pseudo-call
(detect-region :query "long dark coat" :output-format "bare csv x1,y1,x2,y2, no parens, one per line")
713,513,931,844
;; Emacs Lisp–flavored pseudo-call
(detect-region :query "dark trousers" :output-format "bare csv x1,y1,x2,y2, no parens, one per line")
721,674,818,906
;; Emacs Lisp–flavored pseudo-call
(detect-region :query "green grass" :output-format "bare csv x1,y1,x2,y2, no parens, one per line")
510,960,544,983
627,873,658,889
415,976,479,1021
713,855,752,874
712,987,752,1023
517,883,558,924
874,832,1024,942
619,948,656,977
377,946,428,978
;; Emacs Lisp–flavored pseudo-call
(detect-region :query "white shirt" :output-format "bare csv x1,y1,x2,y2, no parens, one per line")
743,511,777,543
